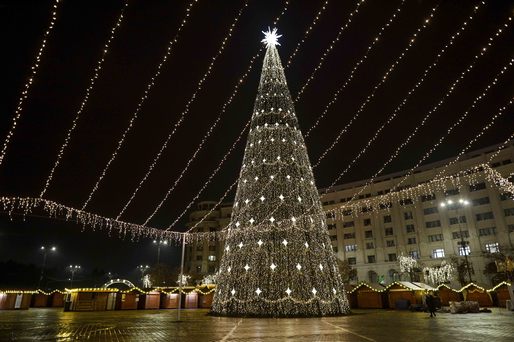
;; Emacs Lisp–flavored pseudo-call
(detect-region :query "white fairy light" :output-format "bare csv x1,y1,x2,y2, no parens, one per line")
313,5,439,167
244,264,250,271
341,16,512,204
285,0,330,68
321,2,487,190
114,1,251,220
40,0,130,198
282,239,288,246
293,0,369,102
390,57,513,192
0,0,63,167
161,0,357,231
255,288,262,295
297,0,405,104
81,0,199,210
270,263,277,271
257,239,263,246
153,1,292,228
285,288,292,296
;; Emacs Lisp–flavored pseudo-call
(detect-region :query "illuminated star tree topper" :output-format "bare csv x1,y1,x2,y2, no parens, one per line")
261,27,282,47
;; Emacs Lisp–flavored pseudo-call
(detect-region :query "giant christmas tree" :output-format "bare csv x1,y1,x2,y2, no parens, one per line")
211,29,350,317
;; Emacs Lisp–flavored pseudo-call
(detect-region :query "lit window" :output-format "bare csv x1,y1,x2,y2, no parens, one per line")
345,244,357,252
485,242,500,253
458,245,471,256
208,255,216,262
432,248,445,258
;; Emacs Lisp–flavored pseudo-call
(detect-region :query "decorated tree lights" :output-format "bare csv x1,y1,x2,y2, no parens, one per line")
211,29,350,317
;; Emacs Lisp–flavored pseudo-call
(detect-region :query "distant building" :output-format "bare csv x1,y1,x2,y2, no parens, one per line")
185,142,514,286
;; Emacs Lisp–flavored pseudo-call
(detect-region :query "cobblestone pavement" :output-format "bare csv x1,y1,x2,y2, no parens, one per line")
1,308,513,341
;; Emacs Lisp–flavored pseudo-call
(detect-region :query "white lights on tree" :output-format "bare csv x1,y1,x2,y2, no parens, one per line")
211,30,350,317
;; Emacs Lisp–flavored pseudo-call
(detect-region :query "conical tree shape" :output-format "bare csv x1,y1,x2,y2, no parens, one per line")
211,35,350,317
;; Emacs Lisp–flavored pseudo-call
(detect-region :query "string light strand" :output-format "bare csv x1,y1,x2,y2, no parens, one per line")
305,0,410,137
142,0,292,225
342,16,512,203
313,6,439,168
0,0,63,167
389,58,513,192
115,0,250,219
284,0,330,68
40,1,130,198
81,0,200,210
324,2,492,191
293,0,367,102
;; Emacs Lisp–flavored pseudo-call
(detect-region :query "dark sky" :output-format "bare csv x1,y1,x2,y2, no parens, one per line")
1,0,513,281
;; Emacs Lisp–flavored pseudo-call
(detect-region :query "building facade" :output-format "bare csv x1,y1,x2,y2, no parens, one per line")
185,142,514,286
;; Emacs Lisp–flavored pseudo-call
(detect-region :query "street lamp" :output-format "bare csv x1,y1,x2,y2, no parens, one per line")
440,198,474,283
38,245,57,288
67,265,81,288
137,265,150,286
153,240,168,264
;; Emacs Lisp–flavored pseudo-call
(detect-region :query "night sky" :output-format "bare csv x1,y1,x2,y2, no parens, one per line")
1,0,513,284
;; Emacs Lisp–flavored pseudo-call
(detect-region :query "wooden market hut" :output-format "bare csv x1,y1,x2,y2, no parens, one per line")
183,288,198,309
461,283,493,307
31,292,50,307
50,291,65,307
437,284,463,306
489,282,513,308
0,291,33,310
137,290,161,310
116,288,142,310
344,284,358,309
198,285,215,309
160,291,180,309
386,282,426,309
353,283,387,309
66,288,118,311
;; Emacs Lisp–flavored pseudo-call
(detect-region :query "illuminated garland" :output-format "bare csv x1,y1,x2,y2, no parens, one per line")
313,6,439,167
0,196,211,243
323,164,514,219
339,16,513,203
115,0,251,220
0,0,63,167
39,1,130,198
81,0,200,210
293,0,368,102
321,2,487,189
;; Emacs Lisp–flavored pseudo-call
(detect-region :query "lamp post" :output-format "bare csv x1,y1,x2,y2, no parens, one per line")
137,265,150,286
440,198,474,283
38,245,57,288
67,265,81,288
153,240,168,264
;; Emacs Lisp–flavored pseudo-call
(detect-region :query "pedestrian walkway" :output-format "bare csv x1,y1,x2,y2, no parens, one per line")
1,308,513,341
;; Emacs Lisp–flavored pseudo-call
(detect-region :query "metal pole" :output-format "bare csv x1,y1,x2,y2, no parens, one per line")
70,270,75,288
157,244,161,264
457,202,473,283
37,250,48,289
177,233,186,321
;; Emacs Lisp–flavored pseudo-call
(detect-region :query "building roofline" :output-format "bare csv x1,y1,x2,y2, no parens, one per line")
320,140,513,194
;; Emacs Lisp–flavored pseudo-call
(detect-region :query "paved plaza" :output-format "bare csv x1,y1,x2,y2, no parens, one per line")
1,308,513,341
